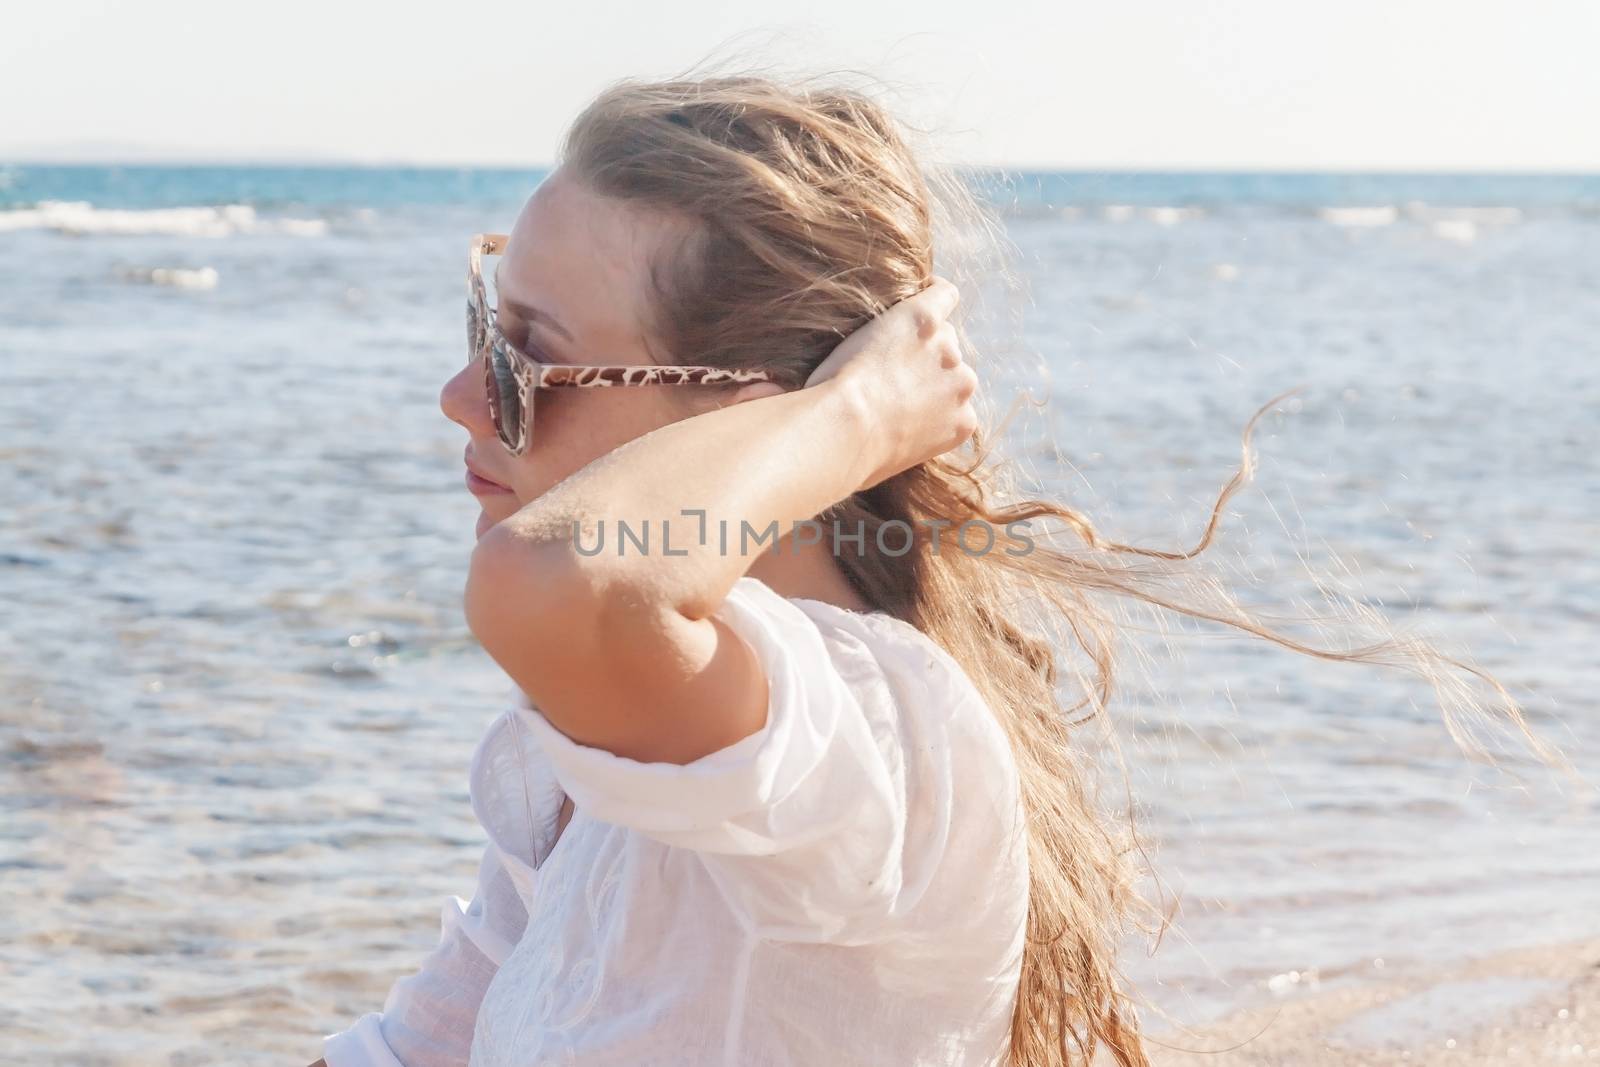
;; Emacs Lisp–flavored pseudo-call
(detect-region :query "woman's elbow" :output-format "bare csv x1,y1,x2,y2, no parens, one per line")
464,527,606,666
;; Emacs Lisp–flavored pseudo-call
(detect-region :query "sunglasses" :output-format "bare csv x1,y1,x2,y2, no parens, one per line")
468,233,776,457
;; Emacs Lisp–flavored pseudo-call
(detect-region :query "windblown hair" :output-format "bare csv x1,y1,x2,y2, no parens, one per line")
556,62,1567,1066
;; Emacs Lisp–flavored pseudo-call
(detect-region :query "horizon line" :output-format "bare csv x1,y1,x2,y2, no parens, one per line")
2,153,1597,178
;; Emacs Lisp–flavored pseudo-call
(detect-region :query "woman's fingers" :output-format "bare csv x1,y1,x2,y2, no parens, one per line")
799,275,975,485
939,322,963,369
906,277,960,340
802,277,961,391
957,361,978,402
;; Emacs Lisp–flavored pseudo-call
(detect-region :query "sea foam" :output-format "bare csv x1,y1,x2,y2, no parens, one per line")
0,200,328,237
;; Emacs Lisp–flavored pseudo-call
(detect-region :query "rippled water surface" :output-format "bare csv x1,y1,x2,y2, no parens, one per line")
2,164,1596,1062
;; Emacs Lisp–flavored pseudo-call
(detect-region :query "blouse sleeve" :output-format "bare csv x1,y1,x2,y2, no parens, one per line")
515,575,920,945
320,839,529,1067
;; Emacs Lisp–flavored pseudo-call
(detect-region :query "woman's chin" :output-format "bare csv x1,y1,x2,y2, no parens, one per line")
475,509,497,540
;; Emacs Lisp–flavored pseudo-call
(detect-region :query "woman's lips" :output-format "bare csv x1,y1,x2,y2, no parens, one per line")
466,468,514,495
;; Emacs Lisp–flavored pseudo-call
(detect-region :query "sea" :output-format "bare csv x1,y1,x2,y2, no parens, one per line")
2,162,1596,1063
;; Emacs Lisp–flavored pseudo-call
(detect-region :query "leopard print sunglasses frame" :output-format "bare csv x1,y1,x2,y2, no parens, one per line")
468,233,775,457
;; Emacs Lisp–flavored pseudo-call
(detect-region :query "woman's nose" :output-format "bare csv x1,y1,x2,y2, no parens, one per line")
440,360,493,436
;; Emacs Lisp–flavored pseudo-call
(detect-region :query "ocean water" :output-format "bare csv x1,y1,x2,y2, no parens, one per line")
1,163,1596,1062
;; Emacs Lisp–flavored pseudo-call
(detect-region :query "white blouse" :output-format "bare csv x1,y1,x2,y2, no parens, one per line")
322,574,1029,1067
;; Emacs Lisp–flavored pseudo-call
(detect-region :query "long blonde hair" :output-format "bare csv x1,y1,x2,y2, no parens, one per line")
556,61,1569,1066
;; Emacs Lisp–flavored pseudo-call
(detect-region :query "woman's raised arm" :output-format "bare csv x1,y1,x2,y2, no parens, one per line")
462,278,973,771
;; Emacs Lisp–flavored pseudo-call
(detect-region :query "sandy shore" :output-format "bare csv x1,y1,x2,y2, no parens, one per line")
1147,935,1600,1065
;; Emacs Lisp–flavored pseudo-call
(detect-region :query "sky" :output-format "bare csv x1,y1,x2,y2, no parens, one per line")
5,0,1598,172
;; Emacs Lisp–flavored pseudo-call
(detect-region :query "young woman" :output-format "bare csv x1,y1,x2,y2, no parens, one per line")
317,72,1557,1067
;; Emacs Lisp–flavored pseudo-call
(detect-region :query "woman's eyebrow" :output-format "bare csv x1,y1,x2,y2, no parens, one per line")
493,260,577,344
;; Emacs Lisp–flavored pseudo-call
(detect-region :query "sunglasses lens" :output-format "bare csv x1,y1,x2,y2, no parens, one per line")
488,338,525,450
471,243,533,454
466,299,483,363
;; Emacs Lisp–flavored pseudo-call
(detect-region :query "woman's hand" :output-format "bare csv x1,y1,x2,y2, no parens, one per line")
804,276,978,492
